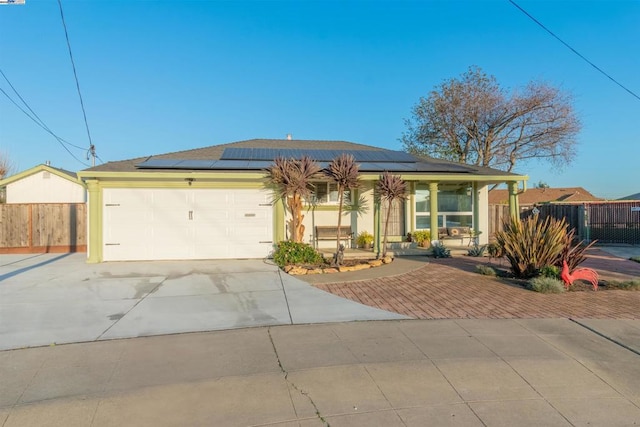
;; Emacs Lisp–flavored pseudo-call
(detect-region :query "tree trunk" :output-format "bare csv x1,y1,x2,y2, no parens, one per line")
381,199,393,258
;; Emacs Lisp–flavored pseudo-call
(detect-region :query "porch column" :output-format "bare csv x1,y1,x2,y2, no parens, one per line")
473,181,480,234
373,198,381,256
508,181,520,220
429,182,438,242
86,180,102,263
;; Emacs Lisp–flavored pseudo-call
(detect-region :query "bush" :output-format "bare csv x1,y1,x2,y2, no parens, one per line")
272,241,325,268
495,216,567,279
606,279,640,290
539,265,560,279
356,231,374,247
630,256,640,264
432,241,451,258
467,244,487,257
412,230,431,246
475,264,496,276
487,242,504,259
527,276,565,293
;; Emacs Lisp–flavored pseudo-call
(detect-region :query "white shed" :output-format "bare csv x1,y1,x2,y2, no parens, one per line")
0,164,86,204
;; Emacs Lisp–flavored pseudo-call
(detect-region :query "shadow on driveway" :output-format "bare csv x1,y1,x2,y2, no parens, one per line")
0,253,72,282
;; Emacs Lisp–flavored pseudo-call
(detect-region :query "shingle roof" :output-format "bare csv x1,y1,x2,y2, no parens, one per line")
82,138,520,177
488,187,603,205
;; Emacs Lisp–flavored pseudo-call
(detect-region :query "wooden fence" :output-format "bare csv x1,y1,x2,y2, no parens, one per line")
0,203,86,253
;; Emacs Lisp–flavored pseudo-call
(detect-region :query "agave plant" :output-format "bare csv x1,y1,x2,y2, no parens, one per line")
266,156,320,243
375,171,408,258
324,154,360,264
495,215,567,279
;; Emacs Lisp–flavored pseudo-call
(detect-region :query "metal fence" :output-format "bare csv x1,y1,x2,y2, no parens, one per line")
490,201,640,245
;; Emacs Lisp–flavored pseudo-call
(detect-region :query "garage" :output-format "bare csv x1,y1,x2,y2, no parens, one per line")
102,188,273,261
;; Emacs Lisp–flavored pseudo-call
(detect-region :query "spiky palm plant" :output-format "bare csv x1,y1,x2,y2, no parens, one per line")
324,154,360,262
266,156,320,243
376,171,408,258
495,215,567,278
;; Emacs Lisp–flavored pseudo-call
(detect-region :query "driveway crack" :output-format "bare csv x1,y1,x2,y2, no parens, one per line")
95,277,167,341
267,327,329,426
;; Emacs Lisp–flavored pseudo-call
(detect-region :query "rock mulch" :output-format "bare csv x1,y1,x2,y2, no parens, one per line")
283,256,393,275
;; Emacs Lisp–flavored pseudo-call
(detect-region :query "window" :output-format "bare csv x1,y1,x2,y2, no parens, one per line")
312,182,351,205
415,184,473,230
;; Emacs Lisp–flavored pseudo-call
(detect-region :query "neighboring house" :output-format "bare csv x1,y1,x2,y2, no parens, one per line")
0,163,86,204
77,138,527,263
619,193,640,201
489,187,602,209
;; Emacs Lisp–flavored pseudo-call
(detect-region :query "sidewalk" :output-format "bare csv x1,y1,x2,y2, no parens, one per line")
2,319,640,426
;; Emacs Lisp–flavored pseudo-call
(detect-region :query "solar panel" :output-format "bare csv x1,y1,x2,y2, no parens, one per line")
221,147,417,163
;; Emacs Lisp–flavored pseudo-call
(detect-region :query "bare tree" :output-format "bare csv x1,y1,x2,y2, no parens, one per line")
266,156,320,243
0,151,15,179
402,66,581,172
376,171,408,258
324,154,360,265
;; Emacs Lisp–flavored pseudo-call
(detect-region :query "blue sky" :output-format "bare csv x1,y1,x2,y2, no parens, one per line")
1,0,638,199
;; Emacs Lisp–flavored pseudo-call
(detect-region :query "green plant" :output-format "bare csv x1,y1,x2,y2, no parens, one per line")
412,230,431,246
356,231,374,247
432,241,451,258
272,241,325,268
467,244,487,257
630,256,640,264
376,171,408,258
487,242,504,259
558,228,597,271
475,264,496,276
606,279,640,290
539,265,560,279
527,276,565,293
495,215,567,279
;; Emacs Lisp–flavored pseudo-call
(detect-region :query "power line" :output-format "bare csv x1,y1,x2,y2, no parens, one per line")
0,86,90,166
508,0,640,102
0,68,87,151
57,0,97,164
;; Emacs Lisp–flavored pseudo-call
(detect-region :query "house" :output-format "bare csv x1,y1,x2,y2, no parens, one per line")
77,138,528,263
619,193,640,201
489,187,602,209
0,163,86,204
0,164,86,204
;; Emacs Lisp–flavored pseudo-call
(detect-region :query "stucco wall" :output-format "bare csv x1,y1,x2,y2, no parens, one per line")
6,171,86,204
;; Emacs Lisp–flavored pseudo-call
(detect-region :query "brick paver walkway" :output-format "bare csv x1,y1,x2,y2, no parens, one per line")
314,250,640,319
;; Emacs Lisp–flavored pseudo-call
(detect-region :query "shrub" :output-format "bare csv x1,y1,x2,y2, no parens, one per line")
606,279,640,290
527,276,565,293
272,241,325,268
467,244,487,257
432,241,451,258
630,256,640,264
412,230,431,246
487,242,504,259
495,216,567,279
559,228,597,271
475,264,496,276
539,265,560,279
356,231,374,248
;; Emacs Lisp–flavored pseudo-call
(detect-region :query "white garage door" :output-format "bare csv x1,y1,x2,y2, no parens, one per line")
103,188,273,261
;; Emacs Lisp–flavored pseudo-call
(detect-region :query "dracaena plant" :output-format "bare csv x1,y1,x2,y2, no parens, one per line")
375,171,408,258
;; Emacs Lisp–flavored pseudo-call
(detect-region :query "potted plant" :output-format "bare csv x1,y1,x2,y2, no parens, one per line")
356,231,374,250
412,230,431,248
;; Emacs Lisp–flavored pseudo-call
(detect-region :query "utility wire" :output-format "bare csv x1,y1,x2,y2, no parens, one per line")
0,68,87,151
0,87,89,166
57,0,97,162
509,0,640,102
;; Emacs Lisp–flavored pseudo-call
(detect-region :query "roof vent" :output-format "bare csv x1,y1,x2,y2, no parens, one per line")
286,134,292,140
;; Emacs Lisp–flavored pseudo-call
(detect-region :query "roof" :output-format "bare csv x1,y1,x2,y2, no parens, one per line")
619,192,640,201
82,138,522,178
488,187,603,205
0,164,82,187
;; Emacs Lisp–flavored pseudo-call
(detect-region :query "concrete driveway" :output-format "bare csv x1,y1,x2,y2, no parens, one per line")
0,253,406,351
